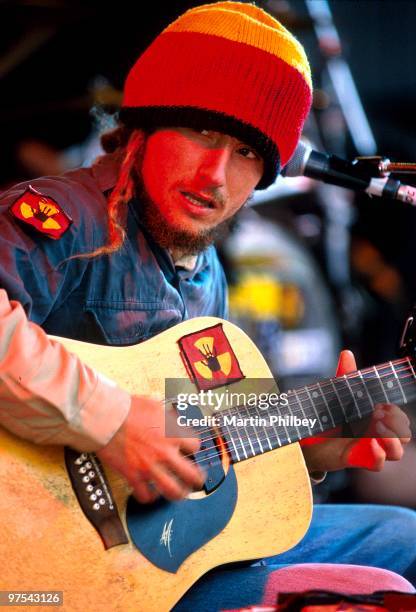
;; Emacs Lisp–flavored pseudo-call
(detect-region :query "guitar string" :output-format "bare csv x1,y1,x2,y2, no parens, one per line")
172,359,415,442
161,357,413,413
148,359,414,466
161,358,415,433
188,394,415,473
178,415,413,473
179,366,416,466
163,364,416,467
188,383,415,472
191,402,414,467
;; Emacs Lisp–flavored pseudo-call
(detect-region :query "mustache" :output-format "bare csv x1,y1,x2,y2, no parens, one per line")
207,187,226,207
184,186,226,208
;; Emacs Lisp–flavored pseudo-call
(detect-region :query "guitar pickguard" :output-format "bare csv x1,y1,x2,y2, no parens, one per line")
126,466,238,573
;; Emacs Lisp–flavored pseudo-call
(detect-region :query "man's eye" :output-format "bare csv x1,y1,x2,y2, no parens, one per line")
238,147,258,160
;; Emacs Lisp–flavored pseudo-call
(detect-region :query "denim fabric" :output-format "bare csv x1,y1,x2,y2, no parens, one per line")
0,155,227,343
174,504,416,611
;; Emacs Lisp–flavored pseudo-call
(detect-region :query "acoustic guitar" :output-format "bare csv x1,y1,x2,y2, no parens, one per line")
1,315,415,611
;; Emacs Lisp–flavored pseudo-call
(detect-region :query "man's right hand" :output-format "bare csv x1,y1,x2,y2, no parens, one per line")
97,395,205,503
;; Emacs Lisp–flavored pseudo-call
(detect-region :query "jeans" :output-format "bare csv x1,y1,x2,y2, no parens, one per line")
173,504,416,612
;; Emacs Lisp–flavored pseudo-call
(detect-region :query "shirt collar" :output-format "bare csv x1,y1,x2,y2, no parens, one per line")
91,150,124,193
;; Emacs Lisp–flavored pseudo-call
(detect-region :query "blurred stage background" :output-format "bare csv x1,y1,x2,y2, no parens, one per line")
2,0,416,507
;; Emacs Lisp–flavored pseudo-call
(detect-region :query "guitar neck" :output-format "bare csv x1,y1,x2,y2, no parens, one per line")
218,356,416,463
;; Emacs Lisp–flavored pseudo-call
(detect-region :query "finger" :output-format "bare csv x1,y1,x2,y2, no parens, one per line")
163,434,200,456
149,462,190,501
375,433,405,461
345,437,386,470
179,433,201,455
165,448,205,490
130,477,161,504
336,350,357,376
373,404,412,440
373,416,407,460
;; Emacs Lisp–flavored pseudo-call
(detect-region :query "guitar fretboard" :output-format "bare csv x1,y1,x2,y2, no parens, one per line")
218,357,416,463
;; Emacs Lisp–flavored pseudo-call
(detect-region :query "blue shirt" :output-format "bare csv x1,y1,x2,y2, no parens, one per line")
0,151,228,345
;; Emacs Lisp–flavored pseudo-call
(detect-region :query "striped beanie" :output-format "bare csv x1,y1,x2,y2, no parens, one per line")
120,1,312,189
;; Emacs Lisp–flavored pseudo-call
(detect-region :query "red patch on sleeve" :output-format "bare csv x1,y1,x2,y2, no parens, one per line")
178,323,245,390
9,185,72,239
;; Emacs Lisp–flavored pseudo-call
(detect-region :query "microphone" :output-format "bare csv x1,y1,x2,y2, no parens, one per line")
282,141,416,205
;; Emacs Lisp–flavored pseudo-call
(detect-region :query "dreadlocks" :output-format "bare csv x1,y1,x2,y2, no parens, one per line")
73,127,146,260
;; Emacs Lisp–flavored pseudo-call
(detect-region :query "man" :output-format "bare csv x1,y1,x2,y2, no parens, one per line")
0,2,414,609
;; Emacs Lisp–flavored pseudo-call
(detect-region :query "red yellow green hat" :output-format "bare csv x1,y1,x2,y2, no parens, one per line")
120,1,312,189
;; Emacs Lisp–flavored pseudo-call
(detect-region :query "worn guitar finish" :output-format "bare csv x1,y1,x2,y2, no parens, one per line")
2,315,415,610
0,318,312,612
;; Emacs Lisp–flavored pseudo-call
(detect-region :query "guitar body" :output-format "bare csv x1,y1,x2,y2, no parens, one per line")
0,317,312,611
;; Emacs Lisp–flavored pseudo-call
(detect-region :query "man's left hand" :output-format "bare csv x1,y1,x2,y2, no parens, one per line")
301,350,412,473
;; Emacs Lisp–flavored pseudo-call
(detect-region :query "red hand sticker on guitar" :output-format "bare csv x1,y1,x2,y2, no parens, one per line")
178,323,245,390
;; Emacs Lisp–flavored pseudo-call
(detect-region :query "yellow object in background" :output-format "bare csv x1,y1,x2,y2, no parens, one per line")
228,272,305,328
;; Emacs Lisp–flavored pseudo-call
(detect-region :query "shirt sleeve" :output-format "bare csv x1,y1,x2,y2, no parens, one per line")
0,176,132,450
0,176,98,324
0,289,131,452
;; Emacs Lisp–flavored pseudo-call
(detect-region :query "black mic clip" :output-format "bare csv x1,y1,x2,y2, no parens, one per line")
351,155,391,178
353,156,416,205
282,142,416,205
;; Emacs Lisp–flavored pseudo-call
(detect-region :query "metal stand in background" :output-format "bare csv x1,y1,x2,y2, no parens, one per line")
304,0,377,156
304,0,377,334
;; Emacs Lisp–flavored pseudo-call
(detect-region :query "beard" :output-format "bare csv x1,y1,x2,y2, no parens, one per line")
133,172,237,257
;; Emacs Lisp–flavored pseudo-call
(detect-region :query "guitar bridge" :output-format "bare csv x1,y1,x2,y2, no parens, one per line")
64,448,128,549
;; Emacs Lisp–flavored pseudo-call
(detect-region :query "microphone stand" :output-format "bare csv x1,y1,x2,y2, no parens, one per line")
304,0,377,156
301,0,374,308
303,0,377,347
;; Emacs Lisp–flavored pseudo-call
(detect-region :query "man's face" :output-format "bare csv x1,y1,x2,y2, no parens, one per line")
138,127,264,256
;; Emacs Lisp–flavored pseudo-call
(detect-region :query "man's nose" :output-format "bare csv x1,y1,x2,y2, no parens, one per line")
196,147,230,187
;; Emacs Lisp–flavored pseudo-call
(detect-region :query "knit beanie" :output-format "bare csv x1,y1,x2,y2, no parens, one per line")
120,1,312,189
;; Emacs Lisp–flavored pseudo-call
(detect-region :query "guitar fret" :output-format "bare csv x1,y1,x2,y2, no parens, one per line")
408,358,416,382
404,358,416,403
216,358,416,466
309,386,335,428
292,389,313,436
287,402,302,443
288,427,300,443
388,361,407,404
266,406,283,448
225,421,241,462
269,418,283,448
223,436,235,461
330,378,348,422
268,402,290,446
358,369,374,409
300,387,324,433
242,405,256,457
265,429,274,451
360,369,386,407
344,375,362,419
274,426,282,447
282,414,292,444
252,405,266,453
316,381,334,427
237,425,249,460
373,365,389,402
260,421,274,452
